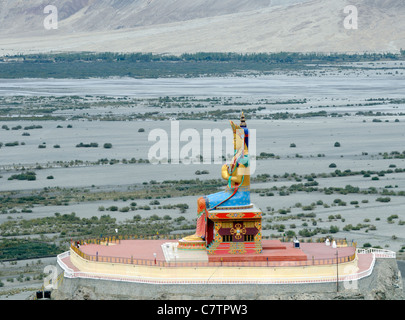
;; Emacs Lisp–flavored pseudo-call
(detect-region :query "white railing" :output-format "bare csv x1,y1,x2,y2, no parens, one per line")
357,248,396,259
57,251,75,277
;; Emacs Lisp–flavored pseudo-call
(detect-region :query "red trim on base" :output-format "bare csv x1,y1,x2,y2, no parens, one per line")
208,240,307,262
208,248,308,262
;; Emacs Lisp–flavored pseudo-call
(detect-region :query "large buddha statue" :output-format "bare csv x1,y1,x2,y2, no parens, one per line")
180,112,251,245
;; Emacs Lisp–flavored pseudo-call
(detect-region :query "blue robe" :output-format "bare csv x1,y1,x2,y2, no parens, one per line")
204,188,250,210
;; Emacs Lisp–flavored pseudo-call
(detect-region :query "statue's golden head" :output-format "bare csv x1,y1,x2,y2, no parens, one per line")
230,113,248,156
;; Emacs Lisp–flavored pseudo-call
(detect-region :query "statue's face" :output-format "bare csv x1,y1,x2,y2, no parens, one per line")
235,129,244,151
229,120,245,154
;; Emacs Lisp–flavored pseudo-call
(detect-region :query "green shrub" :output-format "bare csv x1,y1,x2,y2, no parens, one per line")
343,224,353,231
175,216,185,223
329,225,339,233
5,141,19,147
103,143,113,149
376,197,391,202
24,125,42,130
76,142,98,148
387,214,398,222
285,230,296,237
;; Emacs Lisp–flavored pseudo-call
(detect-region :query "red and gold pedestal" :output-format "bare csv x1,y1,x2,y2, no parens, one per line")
206,204,262,256
177,239,206,250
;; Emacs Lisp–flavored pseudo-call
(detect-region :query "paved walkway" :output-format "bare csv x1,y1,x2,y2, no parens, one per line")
299,243,356,260
79,239,171,261
77,240,356,263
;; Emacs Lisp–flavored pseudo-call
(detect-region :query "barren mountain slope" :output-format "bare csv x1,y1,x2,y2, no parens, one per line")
0,0,316,36
0,0,403,54
0,0,286,35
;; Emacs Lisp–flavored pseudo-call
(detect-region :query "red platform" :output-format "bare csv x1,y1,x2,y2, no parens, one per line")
77,239,356,264
262,240,287,250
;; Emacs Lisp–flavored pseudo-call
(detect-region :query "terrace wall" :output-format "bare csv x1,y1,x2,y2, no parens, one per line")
53,258,403,300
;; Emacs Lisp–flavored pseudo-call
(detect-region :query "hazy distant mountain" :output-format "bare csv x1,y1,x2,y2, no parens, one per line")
0,0,297,34
0,0,404,55
0,1,318,35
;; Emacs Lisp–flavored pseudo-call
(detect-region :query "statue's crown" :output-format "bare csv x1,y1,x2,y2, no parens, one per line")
240,111,247,127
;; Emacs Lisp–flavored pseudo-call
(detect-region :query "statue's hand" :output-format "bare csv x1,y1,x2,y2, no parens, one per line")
230,172,243,184
221,164,230,180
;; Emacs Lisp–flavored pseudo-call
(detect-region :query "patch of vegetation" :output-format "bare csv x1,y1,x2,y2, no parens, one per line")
0,238,60,261
0,179,223,211
103,143,113,149
1,51,404,79
7,172,36,181
4,141,19,147
76,142,99,148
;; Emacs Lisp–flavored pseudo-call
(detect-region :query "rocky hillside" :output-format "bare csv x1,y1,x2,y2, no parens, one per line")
0,0,404,54
0,0,287,35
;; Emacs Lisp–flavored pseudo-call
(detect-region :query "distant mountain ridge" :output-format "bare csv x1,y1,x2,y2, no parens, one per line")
0,0,404,55
1,0,292,34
